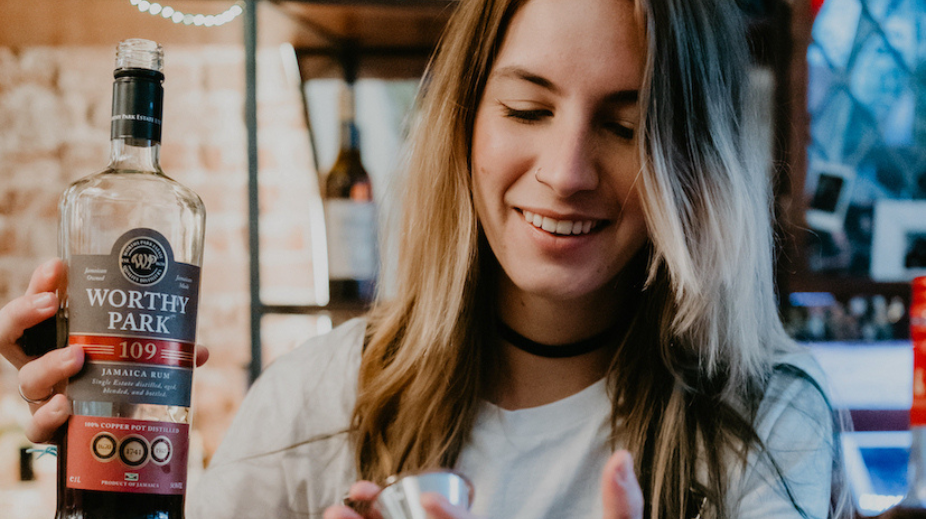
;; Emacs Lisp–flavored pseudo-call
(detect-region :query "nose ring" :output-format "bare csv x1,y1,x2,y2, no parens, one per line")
534,168,541,182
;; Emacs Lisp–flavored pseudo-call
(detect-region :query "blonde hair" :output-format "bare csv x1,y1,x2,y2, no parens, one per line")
352,0,848,517
353,0,515,477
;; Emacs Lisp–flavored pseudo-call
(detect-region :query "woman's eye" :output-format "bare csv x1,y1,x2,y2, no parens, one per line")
500,104,551,123
603,121,635,140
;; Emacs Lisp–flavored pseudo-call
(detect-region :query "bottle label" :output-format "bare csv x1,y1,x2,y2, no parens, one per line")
65,228,199,494
325,199,377,280
66,415,189,495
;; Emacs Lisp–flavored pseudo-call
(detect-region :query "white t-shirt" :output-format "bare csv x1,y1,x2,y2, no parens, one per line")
188,318,835,519
456,378,612,519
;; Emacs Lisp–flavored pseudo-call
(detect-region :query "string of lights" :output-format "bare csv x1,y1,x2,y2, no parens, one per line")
128,0,245,27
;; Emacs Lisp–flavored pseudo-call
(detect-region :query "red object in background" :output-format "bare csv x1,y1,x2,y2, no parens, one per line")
910,277,926,426
811,0,825,19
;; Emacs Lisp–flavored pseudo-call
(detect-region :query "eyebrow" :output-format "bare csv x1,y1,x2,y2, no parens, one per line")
491,65,639,105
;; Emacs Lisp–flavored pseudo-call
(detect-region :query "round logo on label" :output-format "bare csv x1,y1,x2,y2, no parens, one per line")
150,437,173,465
119,436,150,468
91,433,118,462
120,236,168,286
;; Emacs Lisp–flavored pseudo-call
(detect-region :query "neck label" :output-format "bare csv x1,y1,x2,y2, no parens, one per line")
111,72,163,142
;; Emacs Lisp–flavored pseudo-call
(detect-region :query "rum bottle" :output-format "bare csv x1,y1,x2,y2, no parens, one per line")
56,39,206,519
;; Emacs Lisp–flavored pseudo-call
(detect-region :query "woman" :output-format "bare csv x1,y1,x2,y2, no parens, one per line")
2,0,849,517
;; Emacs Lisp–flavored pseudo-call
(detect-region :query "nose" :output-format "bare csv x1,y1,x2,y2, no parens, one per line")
534,124,599,197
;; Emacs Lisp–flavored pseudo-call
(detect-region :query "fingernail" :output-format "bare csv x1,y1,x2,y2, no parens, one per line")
32,292,56,312
67,345,84,364
50,396,63,413
41,259,58,277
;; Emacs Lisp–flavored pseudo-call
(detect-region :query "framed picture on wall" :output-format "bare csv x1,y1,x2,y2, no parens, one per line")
871,200,926,282
805,161,856,234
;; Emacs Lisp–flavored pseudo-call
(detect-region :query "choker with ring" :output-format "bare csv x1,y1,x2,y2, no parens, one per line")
496,320,621,358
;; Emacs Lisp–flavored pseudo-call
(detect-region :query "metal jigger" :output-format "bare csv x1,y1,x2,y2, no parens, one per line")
374,470,474,519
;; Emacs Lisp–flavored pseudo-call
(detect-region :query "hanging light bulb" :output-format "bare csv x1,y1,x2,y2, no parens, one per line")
128,0,245,27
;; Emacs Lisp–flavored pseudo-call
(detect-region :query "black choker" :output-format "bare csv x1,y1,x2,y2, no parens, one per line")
497,320,619,358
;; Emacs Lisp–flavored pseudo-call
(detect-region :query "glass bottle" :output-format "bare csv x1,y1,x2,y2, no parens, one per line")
56,39,205,519
323,80,377,305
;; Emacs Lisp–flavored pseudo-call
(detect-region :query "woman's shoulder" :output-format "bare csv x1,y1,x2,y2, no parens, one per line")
726,347,839,519
770,346,827,388
763,346,832,415
264,317,367,382
208,318,367,464
757,346,834,435
190,319,366,518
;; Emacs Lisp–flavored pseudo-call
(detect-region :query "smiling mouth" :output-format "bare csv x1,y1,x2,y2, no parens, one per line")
521,210,603,236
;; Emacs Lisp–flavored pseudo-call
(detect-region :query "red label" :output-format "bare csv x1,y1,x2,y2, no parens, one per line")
913,340,926,427
70,335,194,369
66,415,188,495
911,312,926,427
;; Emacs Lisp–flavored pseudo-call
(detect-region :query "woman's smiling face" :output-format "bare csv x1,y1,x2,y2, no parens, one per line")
472,0,649,313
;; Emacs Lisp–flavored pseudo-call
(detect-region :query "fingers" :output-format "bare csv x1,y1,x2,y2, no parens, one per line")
601,450,644,519
19,346,84,443
344,480,383,519
26,258,66,297
330,482,475,519
18,344,83,417
23,393,70,443
0,259,64,369
323,505,364,519
347,480,382,502
195,344,210,367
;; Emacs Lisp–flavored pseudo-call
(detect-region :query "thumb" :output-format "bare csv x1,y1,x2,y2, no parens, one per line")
601,450,644,519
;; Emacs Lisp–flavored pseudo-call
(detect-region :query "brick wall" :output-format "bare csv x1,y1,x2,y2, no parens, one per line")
0,43,326,481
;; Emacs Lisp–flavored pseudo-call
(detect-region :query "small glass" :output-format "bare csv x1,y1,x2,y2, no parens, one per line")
373,470,475,519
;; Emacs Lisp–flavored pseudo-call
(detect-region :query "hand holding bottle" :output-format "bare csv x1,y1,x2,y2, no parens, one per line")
0,259,77,443
1,259,210,445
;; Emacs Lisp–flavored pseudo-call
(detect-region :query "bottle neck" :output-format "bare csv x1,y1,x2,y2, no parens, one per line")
109,68,164,173
109,138,161,173
339,119,360,152
338,82,359,152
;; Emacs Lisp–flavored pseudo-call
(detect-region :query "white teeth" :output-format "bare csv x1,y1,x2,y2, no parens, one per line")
522,210,598,236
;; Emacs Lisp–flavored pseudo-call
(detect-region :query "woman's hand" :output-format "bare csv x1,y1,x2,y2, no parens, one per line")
0,258,209,443
324,481,384,519
0,259,65,369
0,259,75,443
323,480,477,519
601,450,644,519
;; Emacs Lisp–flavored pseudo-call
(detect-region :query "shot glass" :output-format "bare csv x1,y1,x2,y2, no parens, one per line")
373,470,474,519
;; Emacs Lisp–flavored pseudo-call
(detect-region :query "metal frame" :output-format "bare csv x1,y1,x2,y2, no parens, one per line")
245,0,261,384
243,0,439,384
245,0,374,384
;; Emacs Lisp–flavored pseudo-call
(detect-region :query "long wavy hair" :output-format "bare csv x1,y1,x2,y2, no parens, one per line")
352,0,848,517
